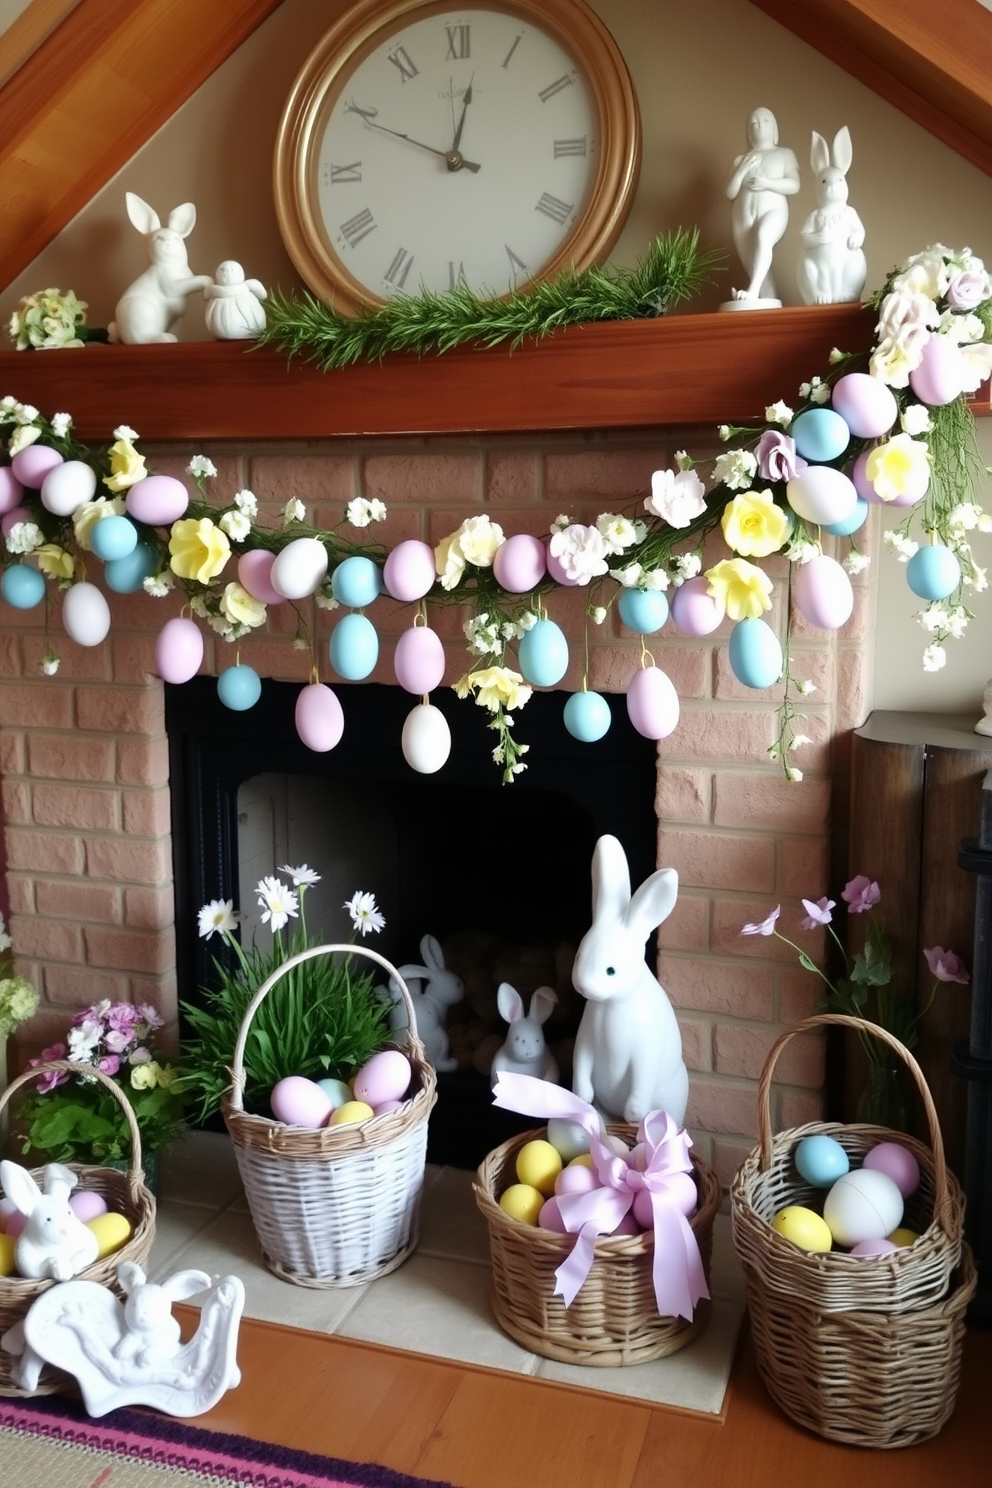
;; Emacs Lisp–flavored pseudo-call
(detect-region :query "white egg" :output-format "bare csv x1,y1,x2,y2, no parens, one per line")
62,582,111,647
40,459,97,516
270,537,329,599
401,702,451,773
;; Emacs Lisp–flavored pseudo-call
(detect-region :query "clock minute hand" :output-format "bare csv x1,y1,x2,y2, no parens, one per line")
347,103,480,172
450,76,473,157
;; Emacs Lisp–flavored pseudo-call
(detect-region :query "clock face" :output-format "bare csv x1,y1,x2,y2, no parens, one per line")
275,0,640,312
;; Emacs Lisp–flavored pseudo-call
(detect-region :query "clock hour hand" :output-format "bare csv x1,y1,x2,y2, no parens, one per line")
347,103,480,173
449,76,473,163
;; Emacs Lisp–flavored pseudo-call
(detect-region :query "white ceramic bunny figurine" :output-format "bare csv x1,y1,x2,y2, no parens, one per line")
108,192,213,344
490,983,559,1087
797,126,867,306
0,1159,99,1280
571,835,689,1126
114,1261,213,1365
387,933,464,1072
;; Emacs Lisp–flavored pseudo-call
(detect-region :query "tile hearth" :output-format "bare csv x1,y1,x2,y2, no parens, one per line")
152,1131,746,1415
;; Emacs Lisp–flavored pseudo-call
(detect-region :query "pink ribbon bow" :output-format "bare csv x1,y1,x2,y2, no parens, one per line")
492,1074,709,1320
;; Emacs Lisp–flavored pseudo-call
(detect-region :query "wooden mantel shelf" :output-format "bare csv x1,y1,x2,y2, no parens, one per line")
0,304,877,444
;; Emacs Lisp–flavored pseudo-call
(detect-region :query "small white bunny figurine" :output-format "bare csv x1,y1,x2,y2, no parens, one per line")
490,983,559,1086
797,126,867,306
571,835,689,1126
387,933,465,1072
0,1159,99,1281
114,1261,212,1366
204,260,267,340
108,192,213,344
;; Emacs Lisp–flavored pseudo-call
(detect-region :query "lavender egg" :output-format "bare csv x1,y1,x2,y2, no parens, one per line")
626,666,679,739
238,548,284,605
493,533,547,593
40,458,97,516
382,539,436,601
670,575,724,635
154,616,204,683
0,466,24,514
295,682,344,752
544,541,581,586
125,473,189,526
786,465,858,526
69,1189,108,1223
794,555,854,630
909,334,966,407
63,582,111,647
401,701,451,773
270,1075,333,1128
728,617,783,689
830,373,898,439
10,443,63,488
394,624,445,694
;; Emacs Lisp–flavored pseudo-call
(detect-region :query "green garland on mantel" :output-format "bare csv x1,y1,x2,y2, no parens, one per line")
258,229,722,370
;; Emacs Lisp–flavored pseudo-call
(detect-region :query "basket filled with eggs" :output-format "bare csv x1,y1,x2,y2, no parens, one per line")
0,1061,156,1397
731,1013,976,1449
473,1073,721,1367
222,944,437,1289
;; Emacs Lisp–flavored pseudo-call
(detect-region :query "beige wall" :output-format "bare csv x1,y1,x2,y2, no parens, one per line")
2,0,991,714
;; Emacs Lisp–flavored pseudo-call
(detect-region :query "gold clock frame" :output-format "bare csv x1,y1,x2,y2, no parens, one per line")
273,0,642,314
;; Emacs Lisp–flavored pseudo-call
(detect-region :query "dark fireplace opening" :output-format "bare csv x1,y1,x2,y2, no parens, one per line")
167,678,658,1166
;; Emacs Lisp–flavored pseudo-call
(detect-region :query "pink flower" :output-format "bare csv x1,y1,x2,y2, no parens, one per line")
923,947,969,984
755,429,807,484
800,897,835,929
104,1028,134,1055
97,1054,121,1076
741,906,781,936
29,1042,69,1093
946,270,991,311
842,875,880,913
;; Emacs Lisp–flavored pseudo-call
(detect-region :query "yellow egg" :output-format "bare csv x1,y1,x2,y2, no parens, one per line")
887,1226,920,1248
330,1099,374,1127
498,1183,545,1226
0,1232,17,1276
569,1154,596,1169
771,1205,833,1253
86,1211,132,1260
515,1139,563,1197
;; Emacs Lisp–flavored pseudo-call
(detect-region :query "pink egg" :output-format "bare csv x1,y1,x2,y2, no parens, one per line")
863,1141,921,1199
270,1075,334,1127
0,1196,20,1231
670,575,724,636
353,1049,412,1106
853,447,928,507
1,505,33,536
626,666,680,740
794,555,854,630
554,1163,599,1197
237,549,285,605
493,533,547,593
610,1211,641,1237
154,616,204,684
0,466,25,514
538,1196,568,1232
393,625,445,694
544,541,581,586
4,1209,26,1238
69,1189,109,1223
850,1237,899,1257
830,373,898,439
909,334,966,407
11,443,63,488
382,540,436,602
373,1099,406,1115
632,1170,698,1228
125,473,190,526
295,682,344,752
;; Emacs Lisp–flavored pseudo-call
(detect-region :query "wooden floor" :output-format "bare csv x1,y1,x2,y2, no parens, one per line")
179,1308,989,1488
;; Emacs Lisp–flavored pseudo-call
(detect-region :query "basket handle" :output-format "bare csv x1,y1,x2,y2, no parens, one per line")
756,1012,955,1236
0,1059,145,1189
226,942,423,1115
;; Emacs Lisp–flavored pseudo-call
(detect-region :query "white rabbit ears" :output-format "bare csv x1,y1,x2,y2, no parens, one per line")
125,192,197,238
497,983,557,1024
0,1159,79,1214
810,126,852,173
589,834,678,939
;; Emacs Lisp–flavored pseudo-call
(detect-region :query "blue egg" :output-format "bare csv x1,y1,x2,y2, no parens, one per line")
618,587,670,634
822,498,869,537
104,542,157,593
563,690,612,742
1,563,46,609
906,544,961,601
795,1134,850,1188
330,555,381,608
329,612,379,679
791,407,851,464
217,663,262,711
90,514,138,562
728,617,783,689
518,618,568,687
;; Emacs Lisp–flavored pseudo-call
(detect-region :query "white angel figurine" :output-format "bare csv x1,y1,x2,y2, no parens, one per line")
204,260,268,339
726,106,801,306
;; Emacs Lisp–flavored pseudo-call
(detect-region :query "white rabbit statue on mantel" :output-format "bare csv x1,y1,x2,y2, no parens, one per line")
571,834,689,1127
797,126,867,306
108,193,213,344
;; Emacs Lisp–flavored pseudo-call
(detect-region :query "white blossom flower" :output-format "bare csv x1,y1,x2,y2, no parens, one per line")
712,449,758,491
198,899,237,939
596,513,640,553
256,875,299,932
615,561,645,588
590,606,607,625
51,412,72,438
5,521,43,554
187,455,217,480
900,403,932,436
8,424,41,455
791,734,813,749
944,606,970,638
315,586,340,610
674,450,692,470
39,652,60,675
717,424,731,441
765,400,794,427
113,424,138,442
672,552,702,581
883,531,920,562
234,489,258,517
918,603,947,633
645,466,707,526
283,497,306,525
923,643,947,672
280,864,321,887
828,347,845,364
810,381,832,405
550,513,571,532
786,766,804,782
843,552,871,575
13,403,38,425
547,523,609,583
219,509,251,541
784,539,820,565
346,496,387,527
344,890,385,937
797,680,817,696
143,572,174,597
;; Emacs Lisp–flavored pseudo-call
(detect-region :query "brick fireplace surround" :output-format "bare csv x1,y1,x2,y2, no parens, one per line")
0,311,876,1188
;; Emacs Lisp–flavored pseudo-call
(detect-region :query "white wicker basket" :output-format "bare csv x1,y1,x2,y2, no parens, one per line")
222,943,437,1288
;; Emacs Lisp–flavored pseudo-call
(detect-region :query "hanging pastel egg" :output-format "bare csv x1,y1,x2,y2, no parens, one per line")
90,514,139,562
10,443,63,488
154,616,204,684
1,506,33,537
908,334,966,407
518,618,568,687
238,548,284,605
728,617,783,689
618,587,670,634
794,555,854,629
401,701,451,773
0,467,24,514
1,563,45,609
125,473,189,526
394,625,445,694
295,681,344,752
790,407,851,463
830,373,898,438
104,542,157,593
62,582,111,647
217,663,262,711
493,533,547,593
382,539,436,601
906,544,961,600
625,666,679,739
563,690,611,742
331,554,381,608
670,575,725,635
40,459,97,516
329,612,379,679
822,498,869,536
270,536,328,599
786,465,858,526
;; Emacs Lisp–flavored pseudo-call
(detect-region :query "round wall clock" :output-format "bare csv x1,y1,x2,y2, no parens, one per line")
273,0,641,313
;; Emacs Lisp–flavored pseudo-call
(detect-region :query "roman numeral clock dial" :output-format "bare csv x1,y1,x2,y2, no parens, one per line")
274,0,641,314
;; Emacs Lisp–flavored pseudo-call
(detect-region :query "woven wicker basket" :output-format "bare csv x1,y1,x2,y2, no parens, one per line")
222,943,437,1289
731,1013,976,1448
0,1060,156,1397
474,1123,721,1367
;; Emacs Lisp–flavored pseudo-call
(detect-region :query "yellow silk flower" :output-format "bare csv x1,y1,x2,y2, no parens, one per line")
865,433,931,502
721,489,790,557
169,517,231,582
34,543,75,580
453,665,532,713
104,436,147,493
705,558,773,620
